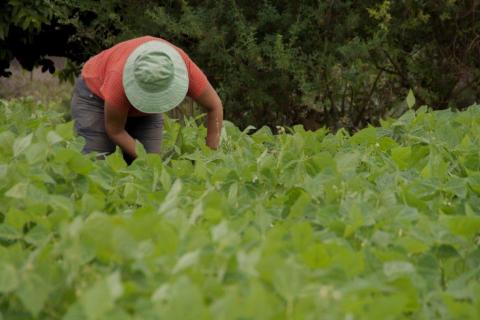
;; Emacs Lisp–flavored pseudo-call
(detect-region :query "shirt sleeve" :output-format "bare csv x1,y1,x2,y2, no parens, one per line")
100,71,130,112
186,58,209,99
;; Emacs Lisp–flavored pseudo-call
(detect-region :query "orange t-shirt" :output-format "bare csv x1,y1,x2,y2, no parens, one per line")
81,36,208,116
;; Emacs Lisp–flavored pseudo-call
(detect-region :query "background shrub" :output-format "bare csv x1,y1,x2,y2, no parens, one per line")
1,0,478,130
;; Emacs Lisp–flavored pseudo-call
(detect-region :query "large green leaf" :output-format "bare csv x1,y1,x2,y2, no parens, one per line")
80,272,124,320
16,272,52,317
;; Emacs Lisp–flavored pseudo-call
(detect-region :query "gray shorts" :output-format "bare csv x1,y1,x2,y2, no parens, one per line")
70,76,163,160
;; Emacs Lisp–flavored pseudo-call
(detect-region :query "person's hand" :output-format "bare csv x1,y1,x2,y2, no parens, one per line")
206,132,220,150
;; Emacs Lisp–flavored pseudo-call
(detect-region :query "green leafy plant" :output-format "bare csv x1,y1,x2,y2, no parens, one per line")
1,1,479,130
0,98,479,319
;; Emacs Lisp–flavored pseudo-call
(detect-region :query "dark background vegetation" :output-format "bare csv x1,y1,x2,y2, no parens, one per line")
1,0,479,131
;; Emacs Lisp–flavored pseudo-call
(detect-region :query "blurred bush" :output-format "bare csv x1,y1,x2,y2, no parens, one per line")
1,0,479,131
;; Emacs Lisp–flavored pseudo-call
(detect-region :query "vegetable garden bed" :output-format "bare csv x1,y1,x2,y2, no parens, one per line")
0,98,479,319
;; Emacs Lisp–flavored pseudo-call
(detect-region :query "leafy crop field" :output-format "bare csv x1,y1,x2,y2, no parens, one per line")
1,99,480,319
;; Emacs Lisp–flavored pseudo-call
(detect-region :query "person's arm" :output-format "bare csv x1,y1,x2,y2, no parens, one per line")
194,82,223,149
104,103,137,158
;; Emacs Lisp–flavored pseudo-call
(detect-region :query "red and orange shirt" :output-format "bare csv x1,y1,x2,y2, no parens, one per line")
82,36,208,116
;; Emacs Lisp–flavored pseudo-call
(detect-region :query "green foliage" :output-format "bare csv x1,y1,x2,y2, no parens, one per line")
1,1,479,129
1,98,480,318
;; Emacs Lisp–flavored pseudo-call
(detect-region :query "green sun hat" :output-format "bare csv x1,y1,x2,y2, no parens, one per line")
123,40,189,113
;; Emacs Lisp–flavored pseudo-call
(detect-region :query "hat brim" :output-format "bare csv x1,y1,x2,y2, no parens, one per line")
123,40,189,114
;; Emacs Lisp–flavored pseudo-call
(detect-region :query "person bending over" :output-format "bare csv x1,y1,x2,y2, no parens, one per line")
71,36,223,163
